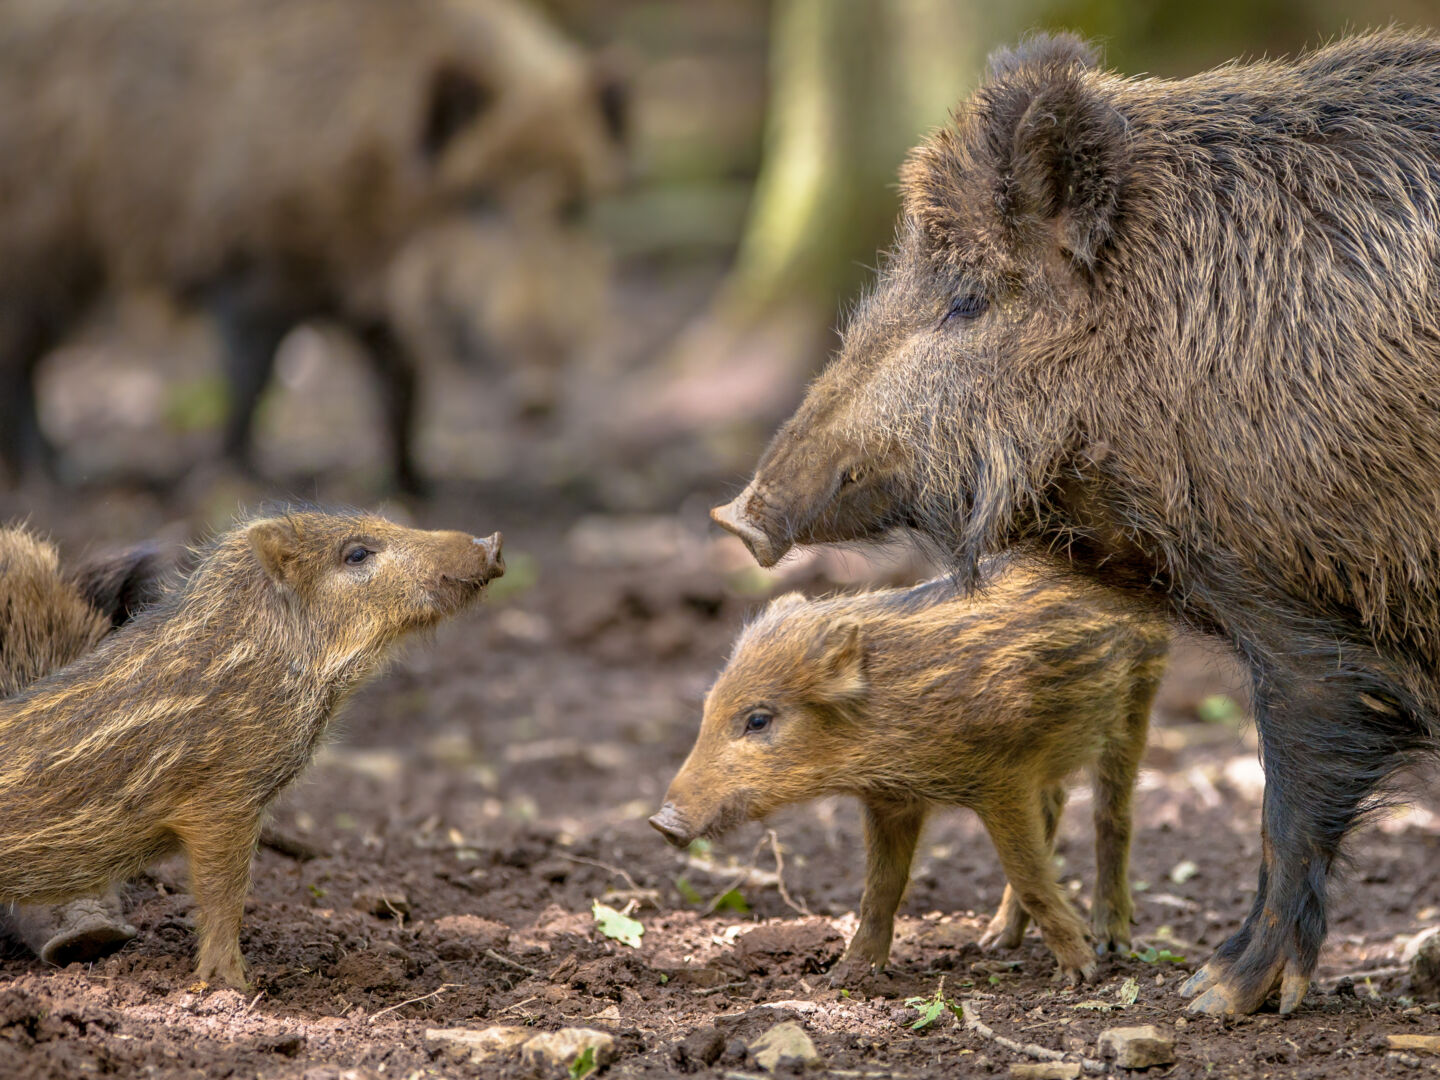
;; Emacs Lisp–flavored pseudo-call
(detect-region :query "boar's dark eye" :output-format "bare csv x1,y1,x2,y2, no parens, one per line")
941,294,989,325
344,545,372,566
744,711,772,734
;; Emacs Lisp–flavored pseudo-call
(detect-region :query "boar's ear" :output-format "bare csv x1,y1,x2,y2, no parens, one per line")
421,63,495,161
810,619,867,704
71,542,176,628
247,519,302,588
1007,53,1127,267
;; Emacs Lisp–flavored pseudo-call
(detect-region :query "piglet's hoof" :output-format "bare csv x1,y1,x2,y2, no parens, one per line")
5,895,137,966
978,918,1024,951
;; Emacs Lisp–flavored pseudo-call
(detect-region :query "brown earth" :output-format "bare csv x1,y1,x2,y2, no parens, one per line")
3,480,1440,1080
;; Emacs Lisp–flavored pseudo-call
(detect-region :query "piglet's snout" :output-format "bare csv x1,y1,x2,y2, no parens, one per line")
648,802,693,848
471,532,505,582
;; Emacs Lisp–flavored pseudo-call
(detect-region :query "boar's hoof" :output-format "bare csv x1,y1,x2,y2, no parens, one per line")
1185,963,1308,1017
1178,962,1221,999
648,804,692,849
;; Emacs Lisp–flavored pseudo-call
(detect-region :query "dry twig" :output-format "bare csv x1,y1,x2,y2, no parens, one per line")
555,851,642,892
485,948,541,978
960,1000,1105,1074
368,983,458,1023
766,828,811,916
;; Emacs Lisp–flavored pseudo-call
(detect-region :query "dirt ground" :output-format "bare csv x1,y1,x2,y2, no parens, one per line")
5,474,1440,1080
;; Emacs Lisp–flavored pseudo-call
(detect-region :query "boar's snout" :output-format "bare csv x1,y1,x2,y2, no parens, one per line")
711,496,791,568
648,802,694,848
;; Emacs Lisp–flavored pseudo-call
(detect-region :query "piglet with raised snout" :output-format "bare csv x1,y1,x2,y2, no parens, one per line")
652,564,1168,984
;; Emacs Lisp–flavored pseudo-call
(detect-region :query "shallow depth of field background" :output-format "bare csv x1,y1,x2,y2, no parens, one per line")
6,3,1440,1079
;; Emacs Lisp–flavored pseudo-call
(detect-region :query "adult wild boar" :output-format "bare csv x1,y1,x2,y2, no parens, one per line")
0,0,624,491
713,31,1440,1016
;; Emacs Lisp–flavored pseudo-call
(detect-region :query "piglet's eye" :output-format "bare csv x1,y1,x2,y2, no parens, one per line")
344,546,371,566
744,711,772,734
942,294,989,325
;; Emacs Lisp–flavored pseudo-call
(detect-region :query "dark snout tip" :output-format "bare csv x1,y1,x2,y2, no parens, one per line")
474,532,505,581
710,500,788,569
648,804,693,849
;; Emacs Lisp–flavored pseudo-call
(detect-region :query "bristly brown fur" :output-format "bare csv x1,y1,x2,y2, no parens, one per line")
715,28,1440,1016
0,509,501,989
0,528,110,698
656,559,1169,984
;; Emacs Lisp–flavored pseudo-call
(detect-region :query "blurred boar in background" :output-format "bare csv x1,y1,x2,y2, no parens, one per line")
0,0,624,491
386,212,610,420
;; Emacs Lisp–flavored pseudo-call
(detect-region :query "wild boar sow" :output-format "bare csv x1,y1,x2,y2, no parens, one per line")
713,29,1440,1016
651,565,1169,984
0,509,503,988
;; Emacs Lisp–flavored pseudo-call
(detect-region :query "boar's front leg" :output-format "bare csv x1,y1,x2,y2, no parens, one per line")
980,783,1066,950
829,797,925,986
978,794,1095,985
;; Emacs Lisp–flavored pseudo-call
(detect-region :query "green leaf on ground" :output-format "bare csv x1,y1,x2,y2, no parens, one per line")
592,901,644,948
569,1045,598,1079
904,980,961,1030
1118,977,1140,1005
711,888,749,914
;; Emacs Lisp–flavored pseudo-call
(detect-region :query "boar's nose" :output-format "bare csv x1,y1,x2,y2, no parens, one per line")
472,532,505,582
648,803,693,848
711,497,788,569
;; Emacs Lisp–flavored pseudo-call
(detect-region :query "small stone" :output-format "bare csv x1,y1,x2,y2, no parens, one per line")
1098,1025,1176,1069
424,1026,531,1063
521,1028,617,1074
1406,928,1440,998
1388,1034,1440,1055
748,1020,819,1072
352,887,410,919
1008,1064,1081,1079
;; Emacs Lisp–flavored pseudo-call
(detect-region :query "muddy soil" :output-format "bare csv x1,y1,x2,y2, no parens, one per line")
3,482,1440,1080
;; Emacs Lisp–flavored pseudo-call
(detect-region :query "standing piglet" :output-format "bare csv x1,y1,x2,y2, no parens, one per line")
651,564,1169,984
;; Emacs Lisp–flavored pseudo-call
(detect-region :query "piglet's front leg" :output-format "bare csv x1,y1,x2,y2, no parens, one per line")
829,799,925,987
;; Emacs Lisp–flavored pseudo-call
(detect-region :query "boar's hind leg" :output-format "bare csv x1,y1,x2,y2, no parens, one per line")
981,783,1066,950
830,799,926,985
356,321,424,496
1090,680,1154,955
978,793,1095,984
177,810,263,991
208,289,297,478
1184,660,1425,1017
0,307,62,483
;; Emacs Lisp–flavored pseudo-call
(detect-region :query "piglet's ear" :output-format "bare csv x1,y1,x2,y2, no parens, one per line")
1008,66,1128,267
811,619,867,704
248,519,302,587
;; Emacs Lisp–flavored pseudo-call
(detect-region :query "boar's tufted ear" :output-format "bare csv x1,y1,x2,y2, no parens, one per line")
247,519,302,588
810,619,867,704
71,542,176,628
1007,63,1128,267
